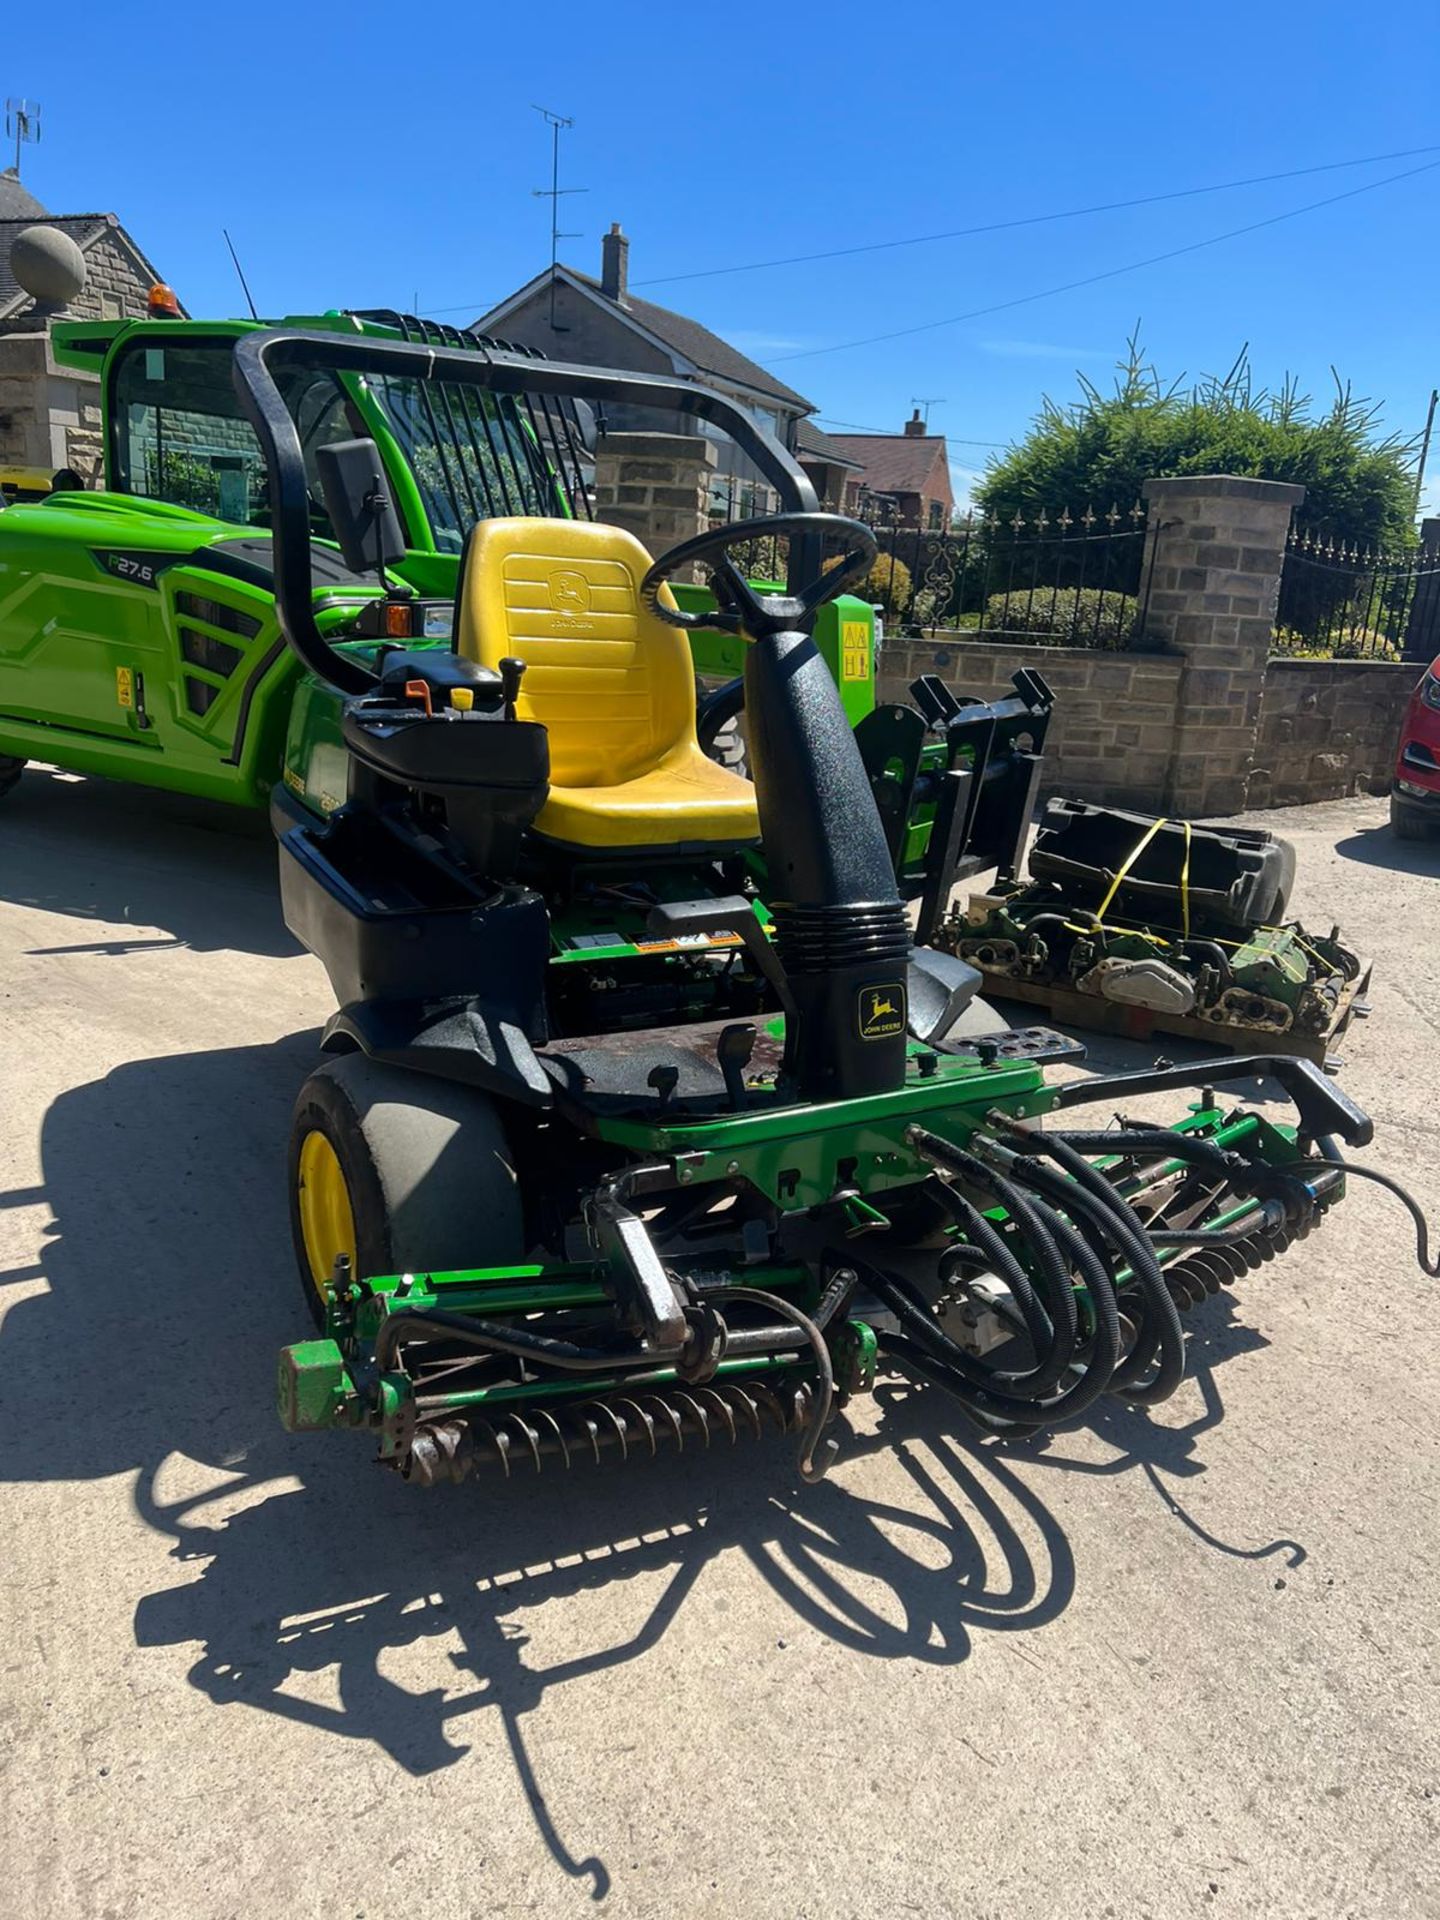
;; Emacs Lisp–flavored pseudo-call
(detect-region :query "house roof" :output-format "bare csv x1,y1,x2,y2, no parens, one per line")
796,417,864,468
0,168,47,221
478,265,815,414
825,431,952,499
0,208,172,319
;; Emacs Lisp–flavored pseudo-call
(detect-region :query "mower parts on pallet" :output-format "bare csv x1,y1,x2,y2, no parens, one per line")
943,799,1371,1064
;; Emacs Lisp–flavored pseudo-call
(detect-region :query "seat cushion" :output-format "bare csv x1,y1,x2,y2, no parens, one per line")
536,741,759,850
458,516,760,852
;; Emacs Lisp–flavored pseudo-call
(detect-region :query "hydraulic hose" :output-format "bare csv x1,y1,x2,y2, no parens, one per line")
862,1176,1122,1431
1305,1159,1440,1276
722,1286,837,1481
909,1134,1081,1396
987,1124,1188,1405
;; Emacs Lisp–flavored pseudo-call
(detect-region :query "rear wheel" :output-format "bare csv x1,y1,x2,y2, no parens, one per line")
287,1052,524,1328
1391,792,1432,841
0,755,26,800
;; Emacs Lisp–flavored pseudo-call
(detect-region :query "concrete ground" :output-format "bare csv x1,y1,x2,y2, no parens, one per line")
0,771,1437,1920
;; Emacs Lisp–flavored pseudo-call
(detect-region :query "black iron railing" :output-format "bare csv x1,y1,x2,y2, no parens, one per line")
1276,526,1440,662
860,502,1154,650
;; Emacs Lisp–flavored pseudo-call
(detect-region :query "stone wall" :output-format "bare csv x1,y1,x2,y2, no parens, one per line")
1252,660,1419,805
0,227,158,483
879,636,1184,810
878,638,1419,816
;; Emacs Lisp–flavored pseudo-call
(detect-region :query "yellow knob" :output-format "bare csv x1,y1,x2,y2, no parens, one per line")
451,686,474,711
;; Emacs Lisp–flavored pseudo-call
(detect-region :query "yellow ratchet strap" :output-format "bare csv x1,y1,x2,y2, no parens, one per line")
1095,816,1168,930
1179,818,1192,940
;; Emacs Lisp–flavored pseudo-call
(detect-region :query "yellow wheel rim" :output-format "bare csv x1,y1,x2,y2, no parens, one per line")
296,1129,357,1305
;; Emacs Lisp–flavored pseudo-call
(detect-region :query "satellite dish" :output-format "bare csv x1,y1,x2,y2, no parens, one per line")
10,224,86,311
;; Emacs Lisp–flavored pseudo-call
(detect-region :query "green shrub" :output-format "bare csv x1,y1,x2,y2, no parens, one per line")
826,548,913,615
977,332,1417,565
979,586,1139,649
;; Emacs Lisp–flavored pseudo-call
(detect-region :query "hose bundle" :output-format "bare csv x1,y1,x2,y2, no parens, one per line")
869,1120,1303,1434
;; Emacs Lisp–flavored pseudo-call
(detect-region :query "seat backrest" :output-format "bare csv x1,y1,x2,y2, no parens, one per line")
455,517,697,788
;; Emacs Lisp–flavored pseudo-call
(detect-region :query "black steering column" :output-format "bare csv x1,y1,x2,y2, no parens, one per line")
642,514,912,1101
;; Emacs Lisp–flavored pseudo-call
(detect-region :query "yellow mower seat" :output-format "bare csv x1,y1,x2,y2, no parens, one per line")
456,517,759,852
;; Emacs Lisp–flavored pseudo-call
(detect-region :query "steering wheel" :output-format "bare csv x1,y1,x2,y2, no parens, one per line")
638,512,877,639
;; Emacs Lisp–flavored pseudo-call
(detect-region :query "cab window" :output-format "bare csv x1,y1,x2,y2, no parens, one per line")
110,340,360,533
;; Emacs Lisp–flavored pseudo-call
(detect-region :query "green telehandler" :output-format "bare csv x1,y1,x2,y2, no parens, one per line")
0,304,1044,922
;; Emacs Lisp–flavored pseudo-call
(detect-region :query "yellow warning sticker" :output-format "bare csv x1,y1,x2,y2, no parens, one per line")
841,620,870,682
115,666,134,710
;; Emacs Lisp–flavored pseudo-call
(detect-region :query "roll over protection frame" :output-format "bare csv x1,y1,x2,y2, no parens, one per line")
231,329,820,696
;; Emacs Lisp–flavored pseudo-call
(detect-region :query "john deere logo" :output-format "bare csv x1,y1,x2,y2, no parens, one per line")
549,568,591,614
858,982,906,1040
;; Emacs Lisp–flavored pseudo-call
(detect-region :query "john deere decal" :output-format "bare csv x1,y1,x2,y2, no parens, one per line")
858,982,906,1039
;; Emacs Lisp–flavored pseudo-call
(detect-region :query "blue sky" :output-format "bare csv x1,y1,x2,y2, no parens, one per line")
7,0,1439,510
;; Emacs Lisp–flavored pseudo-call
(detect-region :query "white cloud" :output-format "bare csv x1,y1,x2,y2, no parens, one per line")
726,330,816,354
978,339,1107,361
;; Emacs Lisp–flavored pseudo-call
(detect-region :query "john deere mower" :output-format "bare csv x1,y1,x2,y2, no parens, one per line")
202,326,1407,1489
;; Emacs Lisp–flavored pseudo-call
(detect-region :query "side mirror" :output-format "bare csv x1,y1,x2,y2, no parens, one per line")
315,438,407,577
569,399,598,455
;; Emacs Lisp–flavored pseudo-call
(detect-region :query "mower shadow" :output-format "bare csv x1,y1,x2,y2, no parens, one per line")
4,1032,1284,1902
0,766,301,958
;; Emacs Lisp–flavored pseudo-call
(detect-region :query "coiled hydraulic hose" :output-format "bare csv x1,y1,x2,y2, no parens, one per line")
986,1124,1190,1406
869,1147,1123,1431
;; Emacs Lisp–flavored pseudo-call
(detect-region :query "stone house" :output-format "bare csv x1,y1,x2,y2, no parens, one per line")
0,168,176,484
476,226,832,516
826,411,956,529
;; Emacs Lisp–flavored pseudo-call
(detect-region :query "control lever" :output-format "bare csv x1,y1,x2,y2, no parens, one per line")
645,896,796,1020
716,1023,756,1111
646,1063,680,1111
498,655,526,722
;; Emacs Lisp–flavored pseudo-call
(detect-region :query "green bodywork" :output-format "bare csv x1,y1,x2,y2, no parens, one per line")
0,309,876,813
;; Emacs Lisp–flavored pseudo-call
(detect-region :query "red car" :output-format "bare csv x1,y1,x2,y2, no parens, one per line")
1393,653,1440,839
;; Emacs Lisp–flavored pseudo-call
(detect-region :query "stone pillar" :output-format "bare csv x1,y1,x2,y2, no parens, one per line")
0,321,103,480
1139,474,1304,815
593,430,716,558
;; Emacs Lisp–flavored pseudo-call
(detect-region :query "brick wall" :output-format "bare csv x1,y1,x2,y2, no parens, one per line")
1252,660,1419,805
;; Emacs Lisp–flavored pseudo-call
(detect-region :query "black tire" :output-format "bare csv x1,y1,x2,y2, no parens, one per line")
0,755,26,800
1391,792,1431,841
287,1052,524,1328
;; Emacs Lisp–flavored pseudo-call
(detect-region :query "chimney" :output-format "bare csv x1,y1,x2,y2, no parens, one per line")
903,408,925,437
602,223,629,304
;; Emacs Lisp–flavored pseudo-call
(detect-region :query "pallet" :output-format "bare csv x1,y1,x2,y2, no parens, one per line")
974,959,1373,1067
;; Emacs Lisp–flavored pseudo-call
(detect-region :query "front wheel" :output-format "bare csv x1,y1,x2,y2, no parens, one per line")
1391,792,1432,841
0,755,26,800
287,1052,524,1328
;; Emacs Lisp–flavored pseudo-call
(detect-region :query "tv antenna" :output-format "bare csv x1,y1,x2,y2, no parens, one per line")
5,98,41,176
911,396,947,425
532,105,586,333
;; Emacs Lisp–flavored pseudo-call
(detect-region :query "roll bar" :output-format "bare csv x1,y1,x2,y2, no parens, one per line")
231,328,820,695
